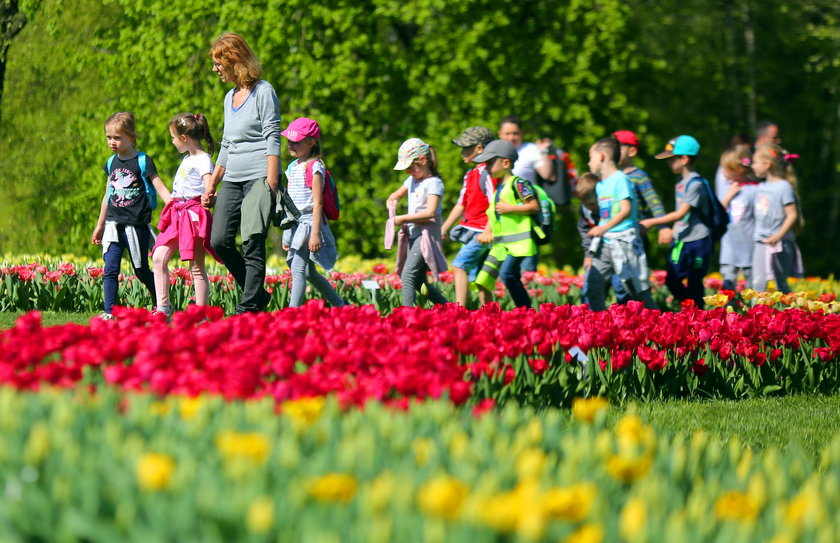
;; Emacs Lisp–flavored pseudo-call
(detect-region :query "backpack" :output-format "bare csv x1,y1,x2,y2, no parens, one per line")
537,146,578,207
106,152,158,210
517,179,556,246
688,175,728,241
303,158,340,221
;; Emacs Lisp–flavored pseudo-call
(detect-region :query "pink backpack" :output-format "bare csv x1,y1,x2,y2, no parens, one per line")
304,159,340,221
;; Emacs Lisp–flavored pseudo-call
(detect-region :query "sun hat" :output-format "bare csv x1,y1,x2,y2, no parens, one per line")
452,126,495,148
655,135,700,159
613,130,640,147
472,139,518,164
281,117,321,142
393,138,431,170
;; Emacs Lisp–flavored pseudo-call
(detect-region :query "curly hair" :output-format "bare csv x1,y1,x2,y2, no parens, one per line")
210,33,262,88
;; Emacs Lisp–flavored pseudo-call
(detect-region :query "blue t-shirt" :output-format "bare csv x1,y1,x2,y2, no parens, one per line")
596,170,636,233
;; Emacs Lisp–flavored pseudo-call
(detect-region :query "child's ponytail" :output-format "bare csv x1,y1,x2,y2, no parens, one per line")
170,112,215,155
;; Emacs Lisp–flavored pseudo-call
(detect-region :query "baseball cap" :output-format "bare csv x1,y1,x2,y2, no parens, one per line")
655,135,700,159
452,126,495,148
613,130,640,147
472,139,518,164
393,138,430,170
281,117,321,142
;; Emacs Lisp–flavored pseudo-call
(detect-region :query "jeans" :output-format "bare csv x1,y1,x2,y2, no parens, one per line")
521,253,538,272
289,246,345,308
500,255,531,308
666,238,712,308
103,224,156,313
210,179,271,313
401,236,448,306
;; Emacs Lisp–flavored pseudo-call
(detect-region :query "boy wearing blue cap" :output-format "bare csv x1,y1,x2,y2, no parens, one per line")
640,135,713,308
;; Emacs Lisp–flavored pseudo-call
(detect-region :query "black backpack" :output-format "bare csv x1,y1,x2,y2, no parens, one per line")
688,176,729,241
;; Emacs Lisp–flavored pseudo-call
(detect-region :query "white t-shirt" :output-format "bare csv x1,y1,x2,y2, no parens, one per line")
285,158,326,215
172,153,213,198
512,142,545,184
403,175,444,238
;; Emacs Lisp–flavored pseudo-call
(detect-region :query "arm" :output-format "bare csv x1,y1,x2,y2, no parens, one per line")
764,203,798,245
202,164,226,208
309,171,324,252
496,196,539,215
441,203,465,238
589,199,631,237
91,190,108,244
535,138,554,180
266,154,279,194
720,182,741,208
386,186,408,209
150,175,171,206
640,202,692,229
396,194,440,225
477,222,494,244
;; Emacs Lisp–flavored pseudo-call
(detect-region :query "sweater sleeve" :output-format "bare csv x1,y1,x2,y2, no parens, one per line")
216,90,233,169
257,82,282,157
633,172,666,218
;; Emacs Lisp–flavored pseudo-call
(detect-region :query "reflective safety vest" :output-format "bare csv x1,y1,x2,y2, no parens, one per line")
473,175,536,292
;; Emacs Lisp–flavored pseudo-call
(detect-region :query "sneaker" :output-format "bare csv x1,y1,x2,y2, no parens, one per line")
99,312,116,321
151,305,174,322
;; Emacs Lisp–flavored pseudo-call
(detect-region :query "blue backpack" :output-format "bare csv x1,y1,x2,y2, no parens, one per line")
106,152,157,210
687,175,728,241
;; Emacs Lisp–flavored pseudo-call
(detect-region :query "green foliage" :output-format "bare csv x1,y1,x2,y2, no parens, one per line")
0,0,837,274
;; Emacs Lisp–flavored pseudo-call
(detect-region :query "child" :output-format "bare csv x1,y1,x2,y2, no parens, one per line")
472,139,539,309
280,117,345,308
749,144,804,293
91,112,170,320
613,130,672,246
151,113,219,318
584,137,657,312
718,144,759,290
641,135,713,308
441,126,497,307
385,138,448,307
576,172,630,305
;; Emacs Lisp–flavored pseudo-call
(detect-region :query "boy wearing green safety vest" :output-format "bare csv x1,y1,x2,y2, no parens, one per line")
473,139,539,308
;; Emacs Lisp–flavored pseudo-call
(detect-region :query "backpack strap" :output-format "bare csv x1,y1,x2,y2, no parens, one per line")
686,175,716,224
138,151,147,181
303,158,320,189
106,155,116,199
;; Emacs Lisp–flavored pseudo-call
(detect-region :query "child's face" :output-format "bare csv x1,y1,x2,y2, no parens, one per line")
587,147,604,177
105,125,133,155
460,144,481,164
405,155,431,177
751,151,770,178
169,126,188,154
488,157,510,178
287,137,315,158
667,155,688,174
618,144,636,167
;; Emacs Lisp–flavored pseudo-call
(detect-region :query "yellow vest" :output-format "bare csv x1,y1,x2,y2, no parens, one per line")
486,175,536,257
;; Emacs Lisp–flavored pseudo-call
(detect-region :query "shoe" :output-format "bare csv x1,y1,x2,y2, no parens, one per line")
99,312,116,321
151,305,174,322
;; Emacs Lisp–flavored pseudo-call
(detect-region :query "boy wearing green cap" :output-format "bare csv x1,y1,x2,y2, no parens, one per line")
641,135,713,308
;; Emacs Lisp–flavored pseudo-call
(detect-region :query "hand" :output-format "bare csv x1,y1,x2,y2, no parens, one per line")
386,198,397,210
201,190,216,209
536,137,553,152
658,227,673,246
309,232,321,253
495,201,516,214
91,225,103,245
441,228,448,241
282,243,290,251
477,231,493,244
639,219,654,230
588,226,605,237
583,257,592,271
764,234,782,246
393,215,404,226
726,183,742,198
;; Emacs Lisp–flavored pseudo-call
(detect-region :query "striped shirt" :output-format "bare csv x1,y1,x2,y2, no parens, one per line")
284,158,325,215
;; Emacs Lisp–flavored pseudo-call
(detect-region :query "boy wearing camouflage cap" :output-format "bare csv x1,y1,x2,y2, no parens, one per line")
442,126,497,307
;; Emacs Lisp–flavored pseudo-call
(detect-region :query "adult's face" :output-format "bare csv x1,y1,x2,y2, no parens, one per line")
499,122,523,149
756,124,781,146
211,58,230,83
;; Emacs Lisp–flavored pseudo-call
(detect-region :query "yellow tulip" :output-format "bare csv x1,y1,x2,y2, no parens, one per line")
713,490,759,522
565,523,605,543
417,476,468,520
542,482,597,522
572,396,610,423
282,396,326,429
178,396,203,420
215,431,271,465
136,453,175,491
307,473,358,504
741,289,758,300
246,496,274,534
703,293,729,308
606,454,653,484
619,498,646,541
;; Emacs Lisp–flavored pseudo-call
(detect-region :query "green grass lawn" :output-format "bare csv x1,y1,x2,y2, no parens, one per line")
2,311,839,463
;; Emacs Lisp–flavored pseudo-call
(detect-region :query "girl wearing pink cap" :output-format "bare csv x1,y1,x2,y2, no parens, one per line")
280,117,345,308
